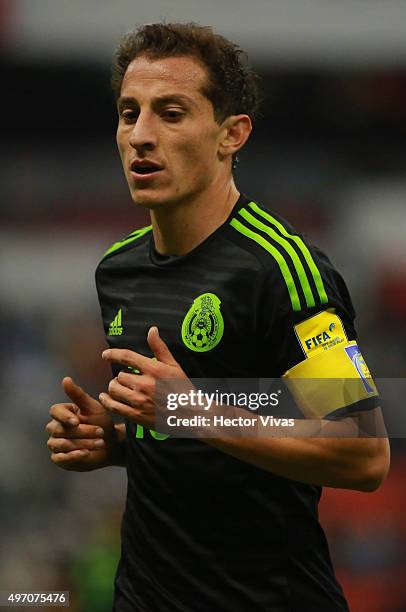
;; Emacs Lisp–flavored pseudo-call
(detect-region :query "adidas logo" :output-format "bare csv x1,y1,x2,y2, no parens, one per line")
108,308,123,336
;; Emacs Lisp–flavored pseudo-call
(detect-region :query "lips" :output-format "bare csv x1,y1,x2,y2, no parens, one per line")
130,159,163,175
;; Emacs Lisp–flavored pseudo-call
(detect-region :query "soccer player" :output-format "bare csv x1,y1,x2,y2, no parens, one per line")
46,23,390,611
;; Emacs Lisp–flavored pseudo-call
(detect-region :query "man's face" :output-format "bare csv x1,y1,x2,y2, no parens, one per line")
116,55,225,209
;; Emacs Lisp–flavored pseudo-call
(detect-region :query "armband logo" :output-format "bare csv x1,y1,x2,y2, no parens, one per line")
295,311,347,358
181,292,224,352
344,344,374,393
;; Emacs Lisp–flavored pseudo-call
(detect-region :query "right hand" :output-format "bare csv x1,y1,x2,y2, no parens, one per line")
46,377,120,471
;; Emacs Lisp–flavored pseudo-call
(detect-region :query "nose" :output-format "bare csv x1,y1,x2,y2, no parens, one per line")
129,110,157,152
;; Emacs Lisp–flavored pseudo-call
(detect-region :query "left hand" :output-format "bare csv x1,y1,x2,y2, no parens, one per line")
99,326,188,429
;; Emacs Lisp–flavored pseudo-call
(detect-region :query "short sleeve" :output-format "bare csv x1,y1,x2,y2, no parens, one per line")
259,246,379,419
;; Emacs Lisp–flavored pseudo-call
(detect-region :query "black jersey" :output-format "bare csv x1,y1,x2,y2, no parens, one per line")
96,195,355,611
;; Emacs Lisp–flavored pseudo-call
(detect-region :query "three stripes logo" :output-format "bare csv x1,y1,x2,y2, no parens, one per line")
230,202,328,312
108,308,123,336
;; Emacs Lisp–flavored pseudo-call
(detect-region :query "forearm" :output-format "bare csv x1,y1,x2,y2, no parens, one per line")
201,407,390,491
205,434,389,491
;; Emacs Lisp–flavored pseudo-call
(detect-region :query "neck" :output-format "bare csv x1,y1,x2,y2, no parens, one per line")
150,178,240,256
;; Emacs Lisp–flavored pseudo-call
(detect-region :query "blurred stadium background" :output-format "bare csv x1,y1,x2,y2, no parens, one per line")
1,1,405,610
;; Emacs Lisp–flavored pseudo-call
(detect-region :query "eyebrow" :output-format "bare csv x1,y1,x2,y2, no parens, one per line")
117,94,197,109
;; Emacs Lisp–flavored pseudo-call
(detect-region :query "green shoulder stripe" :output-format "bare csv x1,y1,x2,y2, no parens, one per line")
230,217,301,311
102,225,152,258
238,207,316,308
248,202,328,305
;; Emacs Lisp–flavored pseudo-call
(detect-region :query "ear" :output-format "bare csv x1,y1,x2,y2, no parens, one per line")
218,114,252,161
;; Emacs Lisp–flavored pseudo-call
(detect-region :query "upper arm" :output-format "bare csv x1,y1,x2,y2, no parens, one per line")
259,243,381,424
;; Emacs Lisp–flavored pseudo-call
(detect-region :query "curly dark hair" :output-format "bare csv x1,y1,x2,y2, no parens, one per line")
111,22,262,125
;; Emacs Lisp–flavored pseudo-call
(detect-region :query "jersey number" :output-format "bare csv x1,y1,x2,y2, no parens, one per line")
135,424,169,441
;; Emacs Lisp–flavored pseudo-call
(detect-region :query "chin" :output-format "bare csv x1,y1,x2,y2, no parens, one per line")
131,190,164,209
131,188,184,210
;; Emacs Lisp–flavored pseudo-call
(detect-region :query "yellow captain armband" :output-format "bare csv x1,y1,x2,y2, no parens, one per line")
283,341,379,419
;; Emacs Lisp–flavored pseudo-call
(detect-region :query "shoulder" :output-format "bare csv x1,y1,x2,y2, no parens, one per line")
227,198,351,315
229,199,359,375
99,224,152,263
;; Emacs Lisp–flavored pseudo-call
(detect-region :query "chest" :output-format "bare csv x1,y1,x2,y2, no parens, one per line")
98,259,261,377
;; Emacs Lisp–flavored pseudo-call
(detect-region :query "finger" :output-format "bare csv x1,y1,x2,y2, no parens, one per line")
116,371,140,389
117,371,154,392
99,392,143,420
102,348,155,375
50,450,90,469
48,437,105,453
45,420,104,438
147,326,178,366
108,378,147,406
62,377,101,415
49,402,80,426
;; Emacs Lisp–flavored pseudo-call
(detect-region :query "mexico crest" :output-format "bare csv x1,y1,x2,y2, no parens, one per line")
181,292,224,352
